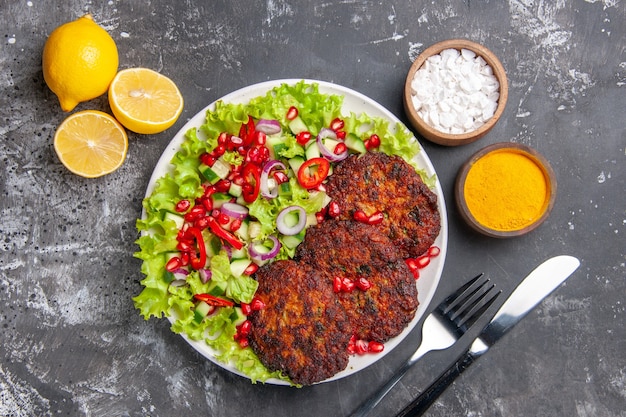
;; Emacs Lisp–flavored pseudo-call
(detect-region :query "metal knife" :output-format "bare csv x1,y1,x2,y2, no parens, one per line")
395,255,580,417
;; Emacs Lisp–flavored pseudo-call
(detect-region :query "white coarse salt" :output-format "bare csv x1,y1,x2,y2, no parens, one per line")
410,48,500,134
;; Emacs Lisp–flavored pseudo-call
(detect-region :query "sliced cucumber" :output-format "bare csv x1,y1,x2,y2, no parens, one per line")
229,307,246,326
345,133,367,154
163,212,185,229
281,230,306,249
204,234,222,257
230,258,252,278
305,142,321,160
207,280,228,296
288,156,305,174
193,301,212,323
228,182,243,197
211,192,231,208
278,181,292,197
288,116,308,134
199,158,230,184
266,134,288,159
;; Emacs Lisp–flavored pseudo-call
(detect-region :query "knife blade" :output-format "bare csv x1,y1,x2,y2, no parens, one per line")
395,255,580,417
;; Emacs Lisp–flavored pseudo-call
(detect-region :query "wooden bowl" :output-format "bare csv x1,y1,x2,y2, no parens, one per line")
403,39,508,146
455,143,557,238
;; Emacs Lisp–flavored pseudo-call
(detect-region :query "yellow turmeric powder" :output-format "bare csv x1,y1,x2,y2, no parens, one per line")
464,149,549,231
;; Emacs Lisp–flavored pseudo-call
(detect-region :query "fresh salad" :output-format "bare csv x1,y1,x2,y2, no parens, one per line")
133,81,433,384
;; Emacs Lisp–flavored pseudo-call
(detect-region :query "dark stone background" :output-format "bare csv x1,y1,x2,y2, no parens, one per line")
1,1,624,416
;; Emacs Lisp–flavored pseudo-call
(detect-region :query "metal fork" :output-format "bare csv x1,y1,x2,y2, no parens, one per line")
350,274,501,417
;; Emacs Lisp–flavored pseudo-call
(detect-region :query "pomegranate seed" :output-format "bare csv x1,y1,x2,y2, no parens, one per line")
217,213,230,225
229,135,244,148
416,255,430,268
368,341,385,353
203,184,216,198
165,257,182,272
232,174,245,186
217,132,229,145
342,277,356,293
366,134,381,150
356,277,372,291
237,337,249,349
230,218,242,232
315,210,326,224
243,263,259,275
241,302,252,316
334,142,347,155
237,146,247,156
175,199,191,213
201,197,213,212
200,153,217,167
330,117,344,131
405,258,420,279
250,298,266,311
286,106,299,120
333,276,343,293
237,320,252,337
428,246,441,258
355,339,369,355
194,217,210,230
336,130,346,140
215,179,231,193
213,144,226,157
327,201,341,218
185,205,206,222
353,209,369,223
347,334,357,354
180,252,190,266
296,131,312,145
367,211,384,225
176,241,192,252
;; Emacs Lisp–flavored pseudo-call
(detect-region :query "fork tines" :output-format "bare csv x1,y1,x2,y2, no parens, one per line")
439,273,500,332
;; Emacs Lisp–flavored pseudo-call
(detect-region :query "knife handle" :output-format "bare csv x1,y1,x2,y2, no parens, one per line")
395,351,476,417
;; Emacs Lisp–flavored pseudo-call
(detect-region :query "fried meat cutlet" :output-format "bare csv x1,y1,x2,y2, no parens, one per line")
325,152,441,258
247,260,351,385
295,220,418,343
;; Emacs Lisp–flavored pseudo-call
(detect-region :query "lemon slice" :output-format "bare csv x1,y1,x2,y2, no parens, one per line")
109,68,184,134
54,110,128,178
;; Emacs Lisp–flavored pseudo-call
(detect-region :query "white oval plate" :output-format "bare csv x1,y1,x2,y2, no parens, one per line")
143,79,448,385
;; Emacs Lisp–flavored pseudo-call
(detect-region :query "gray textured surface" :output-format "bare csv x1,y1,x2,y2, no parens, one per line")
1,1,625,416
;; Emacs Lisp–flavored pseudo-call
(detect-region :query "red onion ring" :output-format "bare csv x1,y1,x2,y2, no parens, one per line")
260,160,287,199
255,119,282,135
317,128,348,162
248,235,281,261
221,202,249,219
198,268,212,283
276,205,306,235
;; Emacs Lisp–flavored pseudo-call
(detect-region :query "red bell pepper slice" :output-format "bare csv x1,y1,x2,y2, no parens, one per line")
186,227,207,270
194,293,235,307
207,216,244,250
238,117,256,146
241,163,261,203
297,157,330,189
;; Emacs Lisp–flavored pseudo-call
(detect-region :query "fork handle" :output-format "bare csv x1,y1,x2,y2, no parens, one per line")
395,351,476,417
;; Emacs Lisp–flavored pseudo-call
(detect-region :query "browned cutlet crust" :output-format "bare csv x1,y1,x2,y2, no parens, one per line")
325,152,441,258
295,220,418,343
247,260,351,385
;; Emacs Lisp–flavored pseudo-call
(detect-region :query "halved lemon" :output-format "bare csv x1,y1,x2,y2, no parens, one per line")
54,110,128,178
109,68,184,134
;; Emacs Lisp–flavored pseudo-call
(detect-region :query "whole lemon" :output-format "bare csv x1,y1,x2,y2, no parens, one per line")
42,14,118,112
